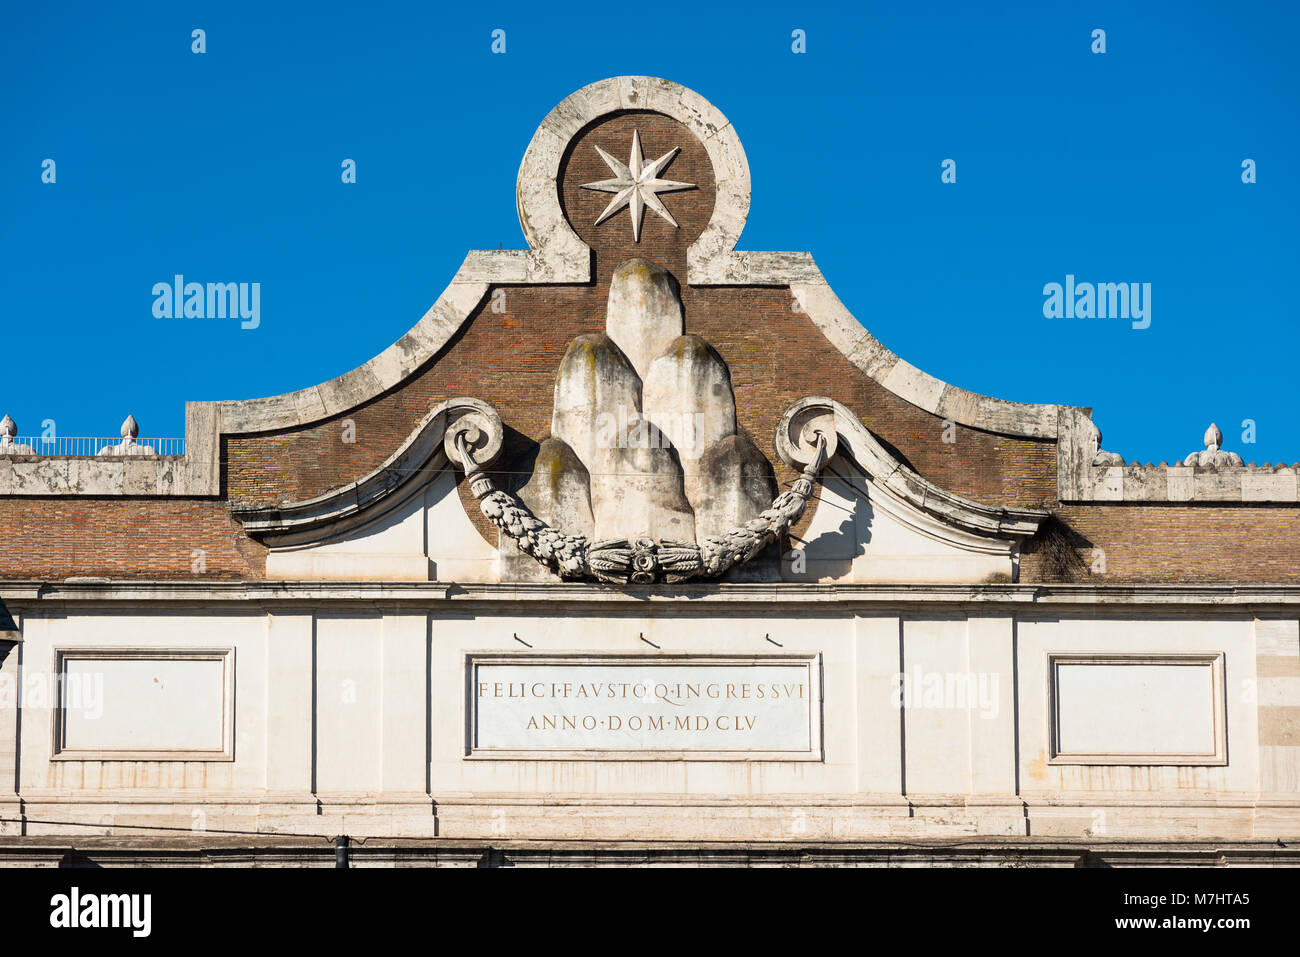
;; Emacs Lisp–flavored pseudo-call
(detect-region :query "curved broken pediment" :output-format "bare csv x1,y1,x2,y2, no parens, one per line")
776,397,1048,541
232,396,502,549
220,75,1055,587
232,382,1046,586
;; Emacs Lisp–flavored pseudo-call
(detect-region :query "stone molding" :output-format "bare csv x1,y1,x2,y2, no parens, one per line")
8,580,1300,609
48,646,236,763
777,397,1048,542
1,836,1298,868
785,279,1070,440
1045,652,1228,766
231,397,501,548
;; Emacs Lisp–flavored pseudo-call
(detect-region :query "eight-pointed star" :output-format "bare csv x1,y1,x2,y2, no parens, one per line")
580,130,696,241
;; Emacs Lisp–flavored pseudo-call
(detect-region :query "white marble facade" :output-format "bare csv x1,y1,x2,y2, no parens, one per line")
2,591,1296,845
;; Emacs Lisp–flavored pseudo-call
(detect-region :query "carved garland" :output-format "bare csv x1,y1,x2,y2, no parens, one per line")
452,428,828,585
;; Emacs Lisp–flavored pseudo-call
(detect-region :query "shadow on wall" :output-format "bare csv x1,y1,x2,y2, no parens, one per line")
1022,515,1095,583
785,463,873,582
0,602,17,661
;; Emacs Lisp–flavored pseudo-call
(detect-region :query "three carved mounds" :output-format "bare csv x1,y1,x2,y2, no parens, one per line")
445,256,833,586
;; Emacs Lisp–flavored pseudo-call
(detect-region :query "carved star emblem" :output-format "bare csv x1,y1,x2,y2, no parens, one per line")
580,130,695,241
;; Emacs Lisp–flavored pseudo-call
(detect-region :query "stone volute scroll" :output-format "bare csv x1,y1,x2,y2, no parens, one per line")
775,396,1049,541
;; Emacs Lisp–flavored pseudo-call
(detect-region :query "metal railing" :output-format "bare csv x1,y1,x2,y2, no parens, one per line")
8,436,186,457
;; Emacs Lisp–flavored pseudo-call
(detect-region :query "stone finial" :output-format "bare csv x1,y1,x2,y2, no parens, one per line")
97,413,155,457
1183,421,1244,468
1088,422,1126,467
1204,422,1222,452
0,414,36,456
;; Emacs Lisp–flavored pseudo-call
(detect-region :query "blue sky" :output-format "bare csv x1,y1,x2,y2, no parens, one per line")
3,1,1297,466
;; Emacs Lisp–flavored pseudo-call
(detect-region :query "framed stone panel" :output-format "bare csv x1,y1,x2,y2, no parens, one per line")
1047,653,1227,766
50,647,235,762
466,653,823,761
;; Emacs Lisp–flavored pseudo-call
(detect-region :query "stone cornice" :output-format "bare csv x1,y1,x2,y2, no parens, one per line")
6,580,1300,610
787,272,1071,439
0,835,1296,868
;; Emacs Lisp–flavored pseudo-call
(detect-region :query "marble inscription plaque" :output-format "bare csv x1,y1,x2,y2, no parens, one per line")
467,655,821,760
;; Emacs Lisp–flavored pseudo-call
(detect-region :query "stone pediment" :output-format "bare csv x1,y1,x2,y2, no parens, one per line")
221,76,1059,585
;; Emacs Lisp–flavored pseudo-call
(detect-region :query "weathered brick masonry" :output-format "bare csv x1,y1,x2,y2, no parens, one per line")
1044,505,1300,583
0,499,263,579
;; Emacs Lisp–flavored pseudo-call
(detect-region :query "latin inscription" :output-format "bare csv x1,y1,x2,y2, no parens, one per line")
469,659,818,756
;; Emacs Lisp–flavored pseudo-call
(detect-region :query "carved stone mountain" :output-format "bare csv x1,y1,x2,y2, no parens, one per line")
503,257,777,579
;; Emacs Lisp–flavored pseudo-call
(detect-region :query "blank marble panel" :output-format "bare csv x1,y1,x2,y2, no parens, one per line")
1049,655,1225,764
56,650,231,759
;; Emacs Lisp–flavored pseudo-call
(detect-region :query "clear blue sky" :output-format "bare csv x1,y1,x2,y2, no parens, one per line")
3,1,1297,466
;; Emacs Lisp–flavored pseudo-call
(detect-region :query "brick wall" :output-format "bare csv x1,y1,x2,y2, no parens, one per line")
0,499,263,580
1031,504,1300,583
